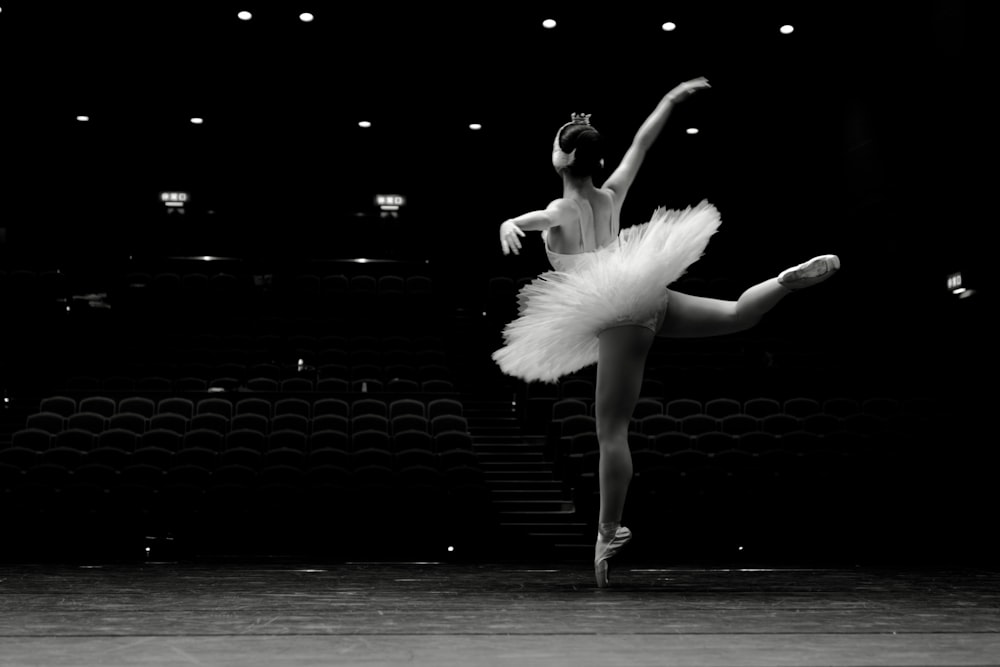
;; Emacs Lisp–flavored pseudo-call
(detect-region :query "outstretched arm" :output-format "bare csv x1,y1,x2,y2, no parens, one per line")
603,77,711,205
499,198,578,256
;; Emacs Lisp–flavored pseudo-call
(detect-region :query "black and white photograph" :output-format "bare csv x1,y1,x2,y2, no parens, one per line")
0,2,993,665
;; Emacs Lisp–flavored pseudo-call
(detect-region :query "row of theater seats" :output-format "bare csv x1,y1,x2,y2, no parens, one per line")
551,410,901,443
1,389,487,517
23,410,469,439
544,395,932,454
12,396,470,447
567,443,853,479
32,395,464,421
545,395,936,420
0,431,483,475
59,375,456,395
558,430,866,479
9,423,475,455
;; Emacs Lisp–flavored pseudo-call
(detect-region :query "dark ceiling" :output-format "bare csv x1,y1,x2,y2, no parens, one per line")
0,1,984,275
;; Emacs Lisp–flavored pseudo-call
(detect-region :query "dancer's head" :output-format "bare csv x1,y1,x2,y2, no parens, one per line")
552,113,604,179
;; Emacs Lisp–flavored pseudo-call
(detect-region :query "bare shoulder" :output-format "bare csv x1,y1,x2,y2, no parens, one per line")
599,185,623,206
597,188,616,203
544,197,581,228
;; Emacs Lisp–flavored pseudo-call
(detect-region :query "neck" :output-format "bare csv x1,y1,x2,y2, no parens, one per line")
562,172,596,194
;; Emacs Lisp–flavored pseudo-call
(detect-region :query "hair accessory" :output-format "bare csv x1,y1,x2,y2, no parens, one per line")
552,112,592,171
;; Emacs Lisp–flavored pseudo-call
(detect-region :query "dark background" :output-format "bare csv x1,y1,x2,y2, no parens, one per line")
1,0,989,382
0,2,992,562
0,1,986,266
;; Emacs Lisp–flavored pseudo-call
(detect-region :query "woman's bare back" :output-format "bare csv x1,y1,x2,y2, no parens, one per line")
544,187,621,255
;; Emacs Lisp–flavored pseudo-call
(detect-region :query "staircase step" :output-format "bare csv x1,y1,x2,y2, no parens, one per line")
476,452,552,471
495,500,577,513
472,439,543,448
469,428,524,439
471,436,546,447
480,461,553,472
491,489,567,501
465,406,518,417
501,521,589,541
487,479,565,491
468,417,520,429
458,393,594,556
527,533,589,543
472,442,546,455
484,468,556,479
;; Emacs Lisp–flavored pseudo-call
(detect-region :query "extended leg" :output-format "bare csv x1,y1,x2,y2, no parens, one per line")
658,255,840,339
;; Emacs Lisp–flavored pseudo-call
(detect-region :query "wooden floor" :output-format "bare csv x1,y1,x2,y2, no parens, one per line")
1,559,998,666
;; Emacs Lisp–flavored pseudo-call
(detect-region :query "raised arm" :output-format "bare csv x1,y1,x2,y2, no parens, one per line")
603,77,711,205
499,198,578,256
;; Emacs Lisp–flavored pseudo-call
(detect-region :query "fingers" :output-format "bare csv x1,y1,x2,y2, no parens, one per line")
500,236,521,255
509,234,522,254
500,221,524,255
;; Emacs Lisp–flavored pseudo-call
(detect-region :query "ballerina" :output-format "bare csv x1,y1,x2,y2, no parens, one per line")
494,77,840,587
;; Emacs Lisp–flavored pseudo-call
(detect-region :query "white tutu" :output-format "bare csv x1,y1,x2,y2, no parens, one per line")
492,200,721,383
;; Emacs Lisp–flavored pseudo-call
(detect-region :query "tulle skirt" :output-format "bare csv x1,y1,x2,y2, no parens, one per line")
492,200,721,383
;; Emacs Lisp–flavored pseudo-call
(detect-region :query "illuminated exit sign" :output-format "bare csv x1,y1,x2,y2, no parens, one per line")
375,194,405,211
160,191,189,207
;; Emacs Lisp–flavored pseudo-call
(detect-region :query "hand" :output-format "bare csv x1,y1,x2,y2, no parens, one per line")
667,77,711,103
499,220,525,256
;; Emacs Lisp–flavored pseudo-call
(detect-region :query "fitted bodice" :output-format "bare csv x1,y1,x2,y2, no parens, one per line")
542,195,618,272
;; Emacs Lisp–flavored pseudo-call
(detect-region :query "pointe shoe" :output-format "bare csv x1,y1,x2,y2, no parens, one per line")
594,526,632,588
778,254,841,291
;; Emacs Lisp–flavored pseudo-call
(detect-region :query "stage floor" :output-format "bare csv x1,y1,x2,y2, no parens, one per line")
1,560,998,666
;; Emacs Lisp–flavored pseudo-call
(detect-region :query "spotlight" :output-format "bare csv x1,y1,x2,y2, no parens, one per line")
237,10,252,21
469,123,482,130
542,18,556,29
190,117,204,125
299,12,314,22
661,22,676,31
686,127,699,135
76,115,90,122
358,120,372,128
779,24,795,35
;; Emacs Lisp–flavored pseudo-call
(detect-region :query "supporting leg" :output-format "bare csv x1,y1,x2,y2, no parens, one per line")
592,324,655,587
